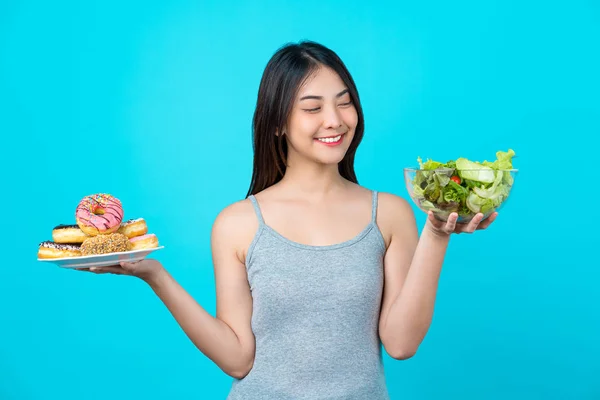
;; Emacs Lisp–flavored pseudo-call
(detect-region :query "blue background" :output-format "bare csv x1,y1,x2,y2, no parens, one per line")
1,0,599,399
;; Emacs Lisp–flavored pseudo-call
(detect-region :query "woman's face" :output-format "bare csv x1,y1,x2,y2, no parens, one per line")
284,66,358,166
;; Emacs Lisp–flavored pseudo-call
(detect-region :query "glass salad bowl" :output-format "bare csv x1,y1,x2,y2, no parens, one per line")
404,166,518,223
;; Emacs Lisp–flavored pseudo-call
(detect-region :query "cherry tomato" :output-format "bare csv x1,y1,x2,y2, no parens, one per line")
451,176,461,184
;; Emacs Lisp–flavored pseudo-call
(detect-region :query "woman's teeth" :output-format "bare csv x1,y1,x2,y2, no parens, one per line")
317,135,342,143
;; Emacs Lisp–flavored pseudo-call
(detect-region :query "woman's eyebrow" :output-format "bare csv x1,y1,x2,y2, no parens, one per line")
299,89,349,101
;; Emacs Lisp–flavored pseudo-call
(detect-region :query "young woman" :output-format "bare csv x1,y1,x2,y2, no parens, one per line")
86,41,497,399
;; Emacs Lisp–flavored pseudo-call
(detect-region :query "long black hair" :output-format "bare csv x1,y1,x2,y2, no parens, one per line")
246,40,365,197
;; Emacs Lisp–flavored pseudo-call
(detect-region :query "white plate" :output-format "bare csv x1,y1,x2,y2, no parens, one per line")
38,246,164,269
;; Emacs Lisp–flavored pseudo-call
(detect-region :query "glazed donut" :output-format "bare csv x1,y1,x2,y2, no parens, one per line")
76,194,124,236
52,224,90,244
38,241,81,259
129,233,159,250
117,218,148,239
80,233,132,256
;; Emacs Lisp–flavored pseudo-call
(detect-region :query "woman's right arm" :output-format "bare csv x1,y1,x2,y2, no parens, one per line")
91,201,256,379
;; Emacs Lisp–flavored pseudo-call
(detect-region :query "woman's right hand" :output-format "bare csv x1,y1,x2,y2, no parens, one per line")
78,259,165,285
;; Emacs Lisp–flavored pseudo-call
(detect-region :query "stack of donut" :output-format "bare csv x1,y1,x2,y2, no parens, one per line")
37,193,159,259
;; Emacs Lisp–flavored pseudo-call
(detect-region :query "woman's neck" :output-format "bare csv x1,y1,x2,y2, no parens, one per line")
278,162,347,200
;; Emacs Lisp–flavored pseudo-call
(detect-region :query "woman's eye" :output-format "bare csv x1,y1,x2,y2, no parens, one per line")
303,107,321,112
302,100,352,113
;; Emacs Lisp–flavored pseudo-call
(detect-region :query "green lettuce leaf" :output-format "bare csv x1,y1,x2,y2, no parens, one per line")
481,149,516,170
455,158,495,183
412,149,517,218
418,156,444,170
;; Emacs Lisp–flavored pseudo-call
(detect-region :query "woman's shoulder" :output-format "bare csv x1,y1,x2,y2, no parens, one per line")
216,196,256,219
213,196,260,233
348,182,412,214
371,189,418,246
212,197,261,261
376,191,414,215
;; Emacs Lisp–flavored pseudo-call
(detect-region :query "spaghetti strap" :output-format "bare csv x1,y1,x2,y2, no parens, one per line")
371,190,379,222
248,195,265,226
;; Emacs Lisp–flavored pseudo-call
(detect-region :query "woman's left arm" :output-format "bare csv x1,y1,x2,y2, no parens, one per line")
377,193,497,360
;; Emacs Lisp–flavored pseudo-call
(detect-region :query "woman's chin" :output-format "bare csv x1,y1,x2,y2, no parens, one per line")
288,146,350,167
313,151,348,166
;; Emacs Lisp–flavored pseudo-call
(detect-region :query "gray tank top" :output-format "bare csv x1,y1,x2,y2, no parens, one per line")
227,190,390,400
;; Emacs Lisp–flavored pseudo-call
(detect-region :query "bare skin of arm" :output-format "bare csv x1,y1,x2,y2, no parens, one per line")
88,200,257,378
377,192,491,359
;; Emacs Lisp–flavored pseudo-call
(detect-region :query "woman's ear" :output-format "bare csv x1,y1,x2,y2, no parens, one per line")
275,127,287,137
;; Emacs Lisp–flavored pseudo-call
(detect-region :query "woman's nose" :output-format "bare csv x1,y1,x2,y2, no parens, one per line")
322,105,342,129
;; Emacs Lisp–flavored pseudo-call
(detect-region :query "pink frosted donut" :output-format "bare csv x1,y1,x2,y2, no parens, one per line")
75,194,124,236
129,233,159,250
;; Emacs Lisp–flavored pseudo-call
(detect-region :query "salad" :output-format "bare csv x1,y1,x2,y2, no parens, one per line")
410,149,516,217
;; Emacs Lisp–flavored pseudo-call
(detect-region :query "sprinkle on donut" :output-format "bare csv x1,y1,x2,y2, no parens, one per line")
80,233,132,255
39,241,81,251
76,193,124,236
38,241,82,259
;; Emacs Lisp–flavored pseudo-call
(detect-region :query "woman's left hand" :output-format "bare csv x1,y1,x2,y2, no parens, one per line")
425,211,498,237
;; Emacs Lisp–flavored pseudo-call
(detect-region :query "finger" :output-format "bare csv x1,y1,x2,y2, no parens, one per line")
120,261,139,268
427,211,443,227
119,260,142,270
90,269,112,274
89,266,128,275
75,267,108,273
466,213,484,233
445,213,458,233
427,211,435,223
478,212,498,230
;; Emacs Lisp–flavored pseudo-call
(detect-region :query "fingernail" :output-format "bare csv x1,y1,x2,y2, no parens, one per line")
90,267,97,272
